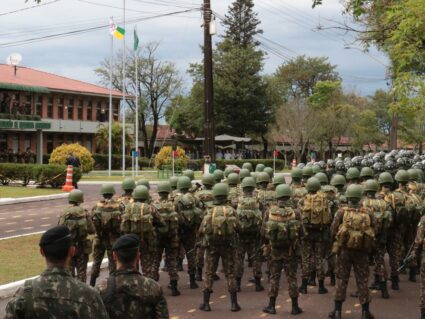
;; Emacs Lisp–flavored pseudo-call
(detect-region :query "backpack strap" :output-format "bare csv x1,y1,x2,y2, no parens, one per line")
23,279,35,318
102,276,117,304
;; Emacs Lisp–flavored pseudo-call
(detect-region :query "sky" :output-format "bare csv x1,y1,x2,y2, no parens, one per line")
0,0,390,96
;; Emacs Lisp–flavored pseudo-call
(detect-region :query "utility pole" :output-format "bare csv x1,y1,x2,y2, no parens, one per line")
203,0,215,161
387,74,398,150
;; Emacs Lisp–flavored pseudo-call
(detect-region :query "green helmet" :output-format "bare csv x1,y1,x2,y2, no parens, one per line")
100,184,115,195
224,167,234,178
395,169,409,183
273,174,286,185
69,189,84,203
213,183,229,198
133,185,150,200
346,167,360,180
314,172,328,185
255,163,265,172
378,172,394,185
177,176,192,190
241,176,256,189
330,174,346,187
169,176,178,188
137,179,150,189
363,179,379,193
242,162,253,172
291,168,302,179
239,168,251,180
121,178,136,191
360,167,374,179
213,169,224,182
157,182,171,194
264,167,274,179
256,172,270,184
227,173,240,185
182,169,195,181
312,165,321,174
408,169,420,182
302,167,313,178
416,169,424,182
202,173,215,186
306,177,321,192
345,184,363,199
275,184,292,199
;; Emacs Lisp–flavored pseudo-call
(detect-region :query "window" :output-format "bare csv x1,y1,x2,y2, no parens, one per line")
24,95,31,115
35,95,42,117
12,134,19,153
67,98,74,120
87,100,92,120
86,138,92,152
58,97,64,119
24,134,31,150
57,134,64,146
47,134,54,154
113,101,119,121
0,133,7,151
96,101,102,121
47,97,53,118
78,99,83,120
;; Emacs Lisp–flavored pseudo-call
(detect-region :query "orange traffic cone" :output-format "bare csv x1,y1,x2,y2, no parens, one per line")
62,165,75,192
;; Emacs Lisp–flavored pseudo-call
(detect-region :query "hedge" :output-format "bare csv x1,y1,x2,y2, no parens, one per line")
186,159,286,171
0,163,82,188
92,154,154,170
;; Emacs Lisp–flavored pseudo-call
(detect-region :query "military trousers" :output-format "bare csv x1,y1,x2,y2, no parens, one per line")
268,250,298,298
180,232,197,275
421,253,425,308
235,238,262,279
70,249,89,283
387,230,403,277
335,248,371,305
91,238,116,279
140,240,158,280
373,243,388,280
154,238,179,282
204,244,237,293
301,239,326,280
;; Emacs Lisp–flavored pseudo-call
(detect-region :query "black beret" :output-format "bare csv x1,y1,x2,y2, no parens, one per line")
39,225,72,247
112,234,140,251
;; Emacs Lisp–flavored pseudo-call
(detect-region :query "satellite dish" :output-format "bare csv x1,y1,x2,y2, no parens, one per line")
6,53,22,66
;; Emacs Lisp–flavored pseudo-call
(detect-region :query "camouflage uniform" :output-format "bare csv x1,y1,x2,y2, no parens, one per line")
5,267,109,319
291,183,307,205
58,205,94,283
410,215,425,310
90,198,122,281
99,268,169,319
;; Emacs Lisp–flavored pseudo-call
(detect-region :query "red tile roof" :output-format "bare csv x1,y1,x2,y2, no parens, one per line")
0,64,125,98
156,125,176,139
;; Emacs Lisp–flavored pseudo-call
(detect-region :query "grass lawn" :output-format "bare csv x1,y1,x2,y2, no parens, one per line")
0,186,63,198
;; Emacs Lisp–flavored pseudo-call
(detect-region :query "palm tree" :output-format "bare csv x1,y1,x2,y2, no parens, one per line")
96,123,133,154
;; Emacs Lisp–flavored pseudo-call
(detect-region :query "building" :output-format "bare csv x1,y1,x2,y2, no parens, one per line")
0,64,124,163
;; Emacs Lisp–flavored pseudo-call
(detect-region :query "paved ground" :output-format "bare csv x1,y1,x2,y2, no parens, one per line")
0,263,421,318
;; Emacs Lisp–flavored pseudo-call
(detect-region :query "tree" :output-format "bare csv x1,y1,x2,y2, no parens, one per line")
398,109,425,154
95,42,182,158
350,110,386,152
95,123,133,155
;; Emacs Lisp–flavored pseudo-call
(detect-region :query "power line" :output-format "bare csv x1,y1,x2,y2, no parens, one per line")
0,0,62,17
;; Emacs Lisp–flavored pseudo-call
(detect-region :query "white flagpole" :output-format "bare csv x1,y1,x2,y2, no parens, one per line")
121,0,126,177
108,26,114,177
135,26,139,178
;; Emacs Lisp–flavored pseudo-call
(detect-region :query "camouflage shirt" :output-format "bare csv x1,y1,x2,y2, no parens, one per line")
5,267,109,319
99,268,169,319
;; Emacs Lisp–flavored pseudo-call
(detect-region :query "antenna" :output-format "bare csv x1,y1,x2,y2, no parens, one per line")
6,53,23,76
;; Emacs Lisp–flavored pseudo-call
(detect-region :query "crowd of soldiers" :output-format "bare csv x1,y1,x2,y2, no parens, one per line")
5,149,425,319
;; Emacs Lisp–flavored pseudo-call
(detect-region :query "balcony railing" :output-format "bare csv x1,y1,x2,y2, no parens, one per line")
0,113,41,121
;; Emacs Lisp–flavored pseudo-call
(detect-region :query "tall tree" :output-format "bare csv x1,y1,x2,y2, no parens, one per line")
95,123,132,154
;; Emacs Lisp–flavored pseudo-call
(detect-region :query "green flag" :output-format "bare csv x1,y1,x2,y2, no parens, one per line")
133,27,139,51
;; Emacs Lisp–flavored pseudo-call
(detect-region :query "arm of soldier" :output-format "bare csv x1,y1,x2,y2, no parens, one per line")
85,209,96,235
330,209,344,240
91,288,111,319
294,208,306,238
154,287,170,319
4,288,26,319
151,206,166,228
410,217,425,259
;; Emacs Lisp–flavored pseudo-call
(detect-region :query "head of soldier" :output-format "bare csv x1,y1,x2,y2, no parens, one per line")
169,176,179,190
39,225,74,268
275,184,292,206
290,168,302,184
121,178,136,196
256,172,270,190
330,174,346,193
363,179,379,198
177,176,192,194
306,177,321,194
157,182,171,200
241,177,256,195
395,169,409,187
68,189,84,206
132,185,150,203
227,173,240,188
101,184,115,200
345,184,363,205
378,172,394,191
213,183,229,205
112,234,140,271
202,173,215,190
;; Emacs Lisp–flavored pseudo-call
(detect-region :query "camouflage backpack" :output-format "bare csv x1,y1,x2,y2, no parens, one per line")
265,205,301,248
385,190,409,225
196,189,215,210
257,189,276,208
237,195,262,235
203,206,238,244
335,207,375,251
228,186,242,208
153,199,179,236
362,198,392,244
59,206,89,245
301,193,331,227
92,200,122,237
405,193,424,224
120,202,154,240
176,194,202,231
291,185,307,202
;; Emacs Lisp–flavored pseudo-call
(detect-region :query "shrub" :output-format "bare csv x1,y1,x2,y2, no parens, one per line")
0,163,16,185
49,143,94,173
92,154,154,170
155,146,188,170
214,159,286,171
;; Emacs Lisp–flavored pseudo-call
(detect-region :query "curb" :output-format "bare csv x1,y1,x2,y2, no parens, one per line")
0,258,108,299
0,193,68,206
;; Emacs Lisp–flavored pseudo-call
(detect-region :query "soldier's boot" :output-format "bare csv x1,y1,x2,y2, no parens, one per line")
89,276,96,287
421,308,425,319
230,292,241,312
318,279,328,294
369,275,381,290
360,302,374,319
236,277,241,292
255,277,264,292
170,280,181,296
380,281,389,299
308,271,317,286
328,300,342,319
291,297,303,315
199,290,211,312
409,267,417,282
390,275,399,290
177,258,184,271
263,296,277,314
195,267,203,282
213,273,220,281
330,272,336,286
299,278,308,294
190,274,199,289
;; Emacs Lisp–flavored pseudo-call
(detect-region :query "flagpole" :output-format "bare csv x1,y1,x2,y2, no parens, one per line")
135,26,139,178
121,0,126,177
108,28,114,177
